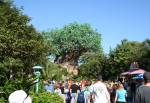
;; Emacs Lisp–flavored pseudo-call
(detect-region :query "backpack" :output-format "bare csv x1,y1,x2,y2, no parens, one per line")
77,91,85,103
65,92,71,102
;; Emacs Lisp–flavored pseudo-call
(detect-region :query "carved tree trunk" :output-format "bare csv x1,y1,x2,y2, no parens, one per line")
60,62,78,75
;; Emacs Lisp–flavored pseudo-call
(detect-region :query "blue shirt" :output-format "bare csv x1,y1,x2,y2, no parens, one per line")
116,89,127,102
44,84,54,93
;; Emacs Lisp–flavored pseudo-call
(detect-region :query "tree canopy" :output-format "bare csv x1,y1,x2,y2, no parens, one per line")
104,39,150,78
0,1,47,93
42,22,103,66
140,39,150,71
78,52,106,80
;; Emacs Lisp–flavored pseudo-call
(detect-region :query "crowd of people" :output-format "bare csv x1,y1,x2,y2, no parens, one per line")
44,72,150,103
44,75,110,103
8,72,150,103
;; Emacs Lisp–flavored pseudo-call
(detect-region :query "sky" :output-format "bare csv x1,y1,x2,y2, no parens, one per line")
13,0,150,53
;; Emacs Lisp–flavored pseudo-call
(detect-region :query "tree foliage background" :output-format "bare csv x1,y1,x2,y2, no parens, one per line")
0,1,150,102
103,39,150,79
0,1,48,99
78,52,106,80
42,22,103,67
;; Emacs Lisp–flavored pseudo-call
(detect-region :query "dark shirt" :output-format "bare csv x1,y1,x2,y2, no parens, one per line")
131,83,136,93
134,85,150,103
60,86,64,94
70,84,79,93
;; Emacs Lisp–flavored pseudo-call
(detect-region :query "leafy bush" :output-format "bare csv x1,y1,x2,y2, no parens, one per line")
2,80,21,100
43,62,69,80
0,97,6,103
31,92,64,103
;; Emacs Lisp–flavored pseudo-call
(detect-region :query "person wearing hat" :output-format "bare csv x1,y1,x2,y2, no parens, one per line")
134,72,150,103
89,75,110,103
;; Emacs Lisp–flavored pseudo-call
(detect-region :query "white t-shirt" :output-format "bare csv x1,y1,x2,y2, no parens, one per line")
89,81,110,103
54,88,62,95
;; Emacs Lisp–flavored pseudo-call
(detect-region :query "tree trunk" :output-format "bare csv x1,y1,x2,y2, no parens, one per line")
59,62,78,75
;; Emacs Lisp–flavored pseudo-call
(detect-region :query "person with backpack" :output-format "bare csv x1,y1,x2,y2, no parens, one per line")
77,90,85,103
83,84,91,103
70,81,80,103
65,91,72,103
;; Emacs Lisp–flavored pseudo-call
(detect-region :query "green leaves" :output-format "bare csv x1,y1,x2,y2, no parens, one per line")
0,2,48,100
107,39,149,78
31,92,64,103
43,22,102,64
79,53,105,80
42,61,69,80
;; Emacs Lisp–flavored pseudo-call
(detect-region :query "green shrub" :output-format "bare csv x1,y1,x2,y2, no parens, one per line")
0,97,6,103
2,78,36,99
31,92,64,103
43,62,70,81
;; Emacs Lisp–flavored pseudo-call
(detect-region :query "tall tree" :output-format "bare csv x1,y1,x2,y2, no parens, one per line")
43,22,102,68
78,52,106,80
107,39,145,77
140,39,150,71
0,1,47,87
